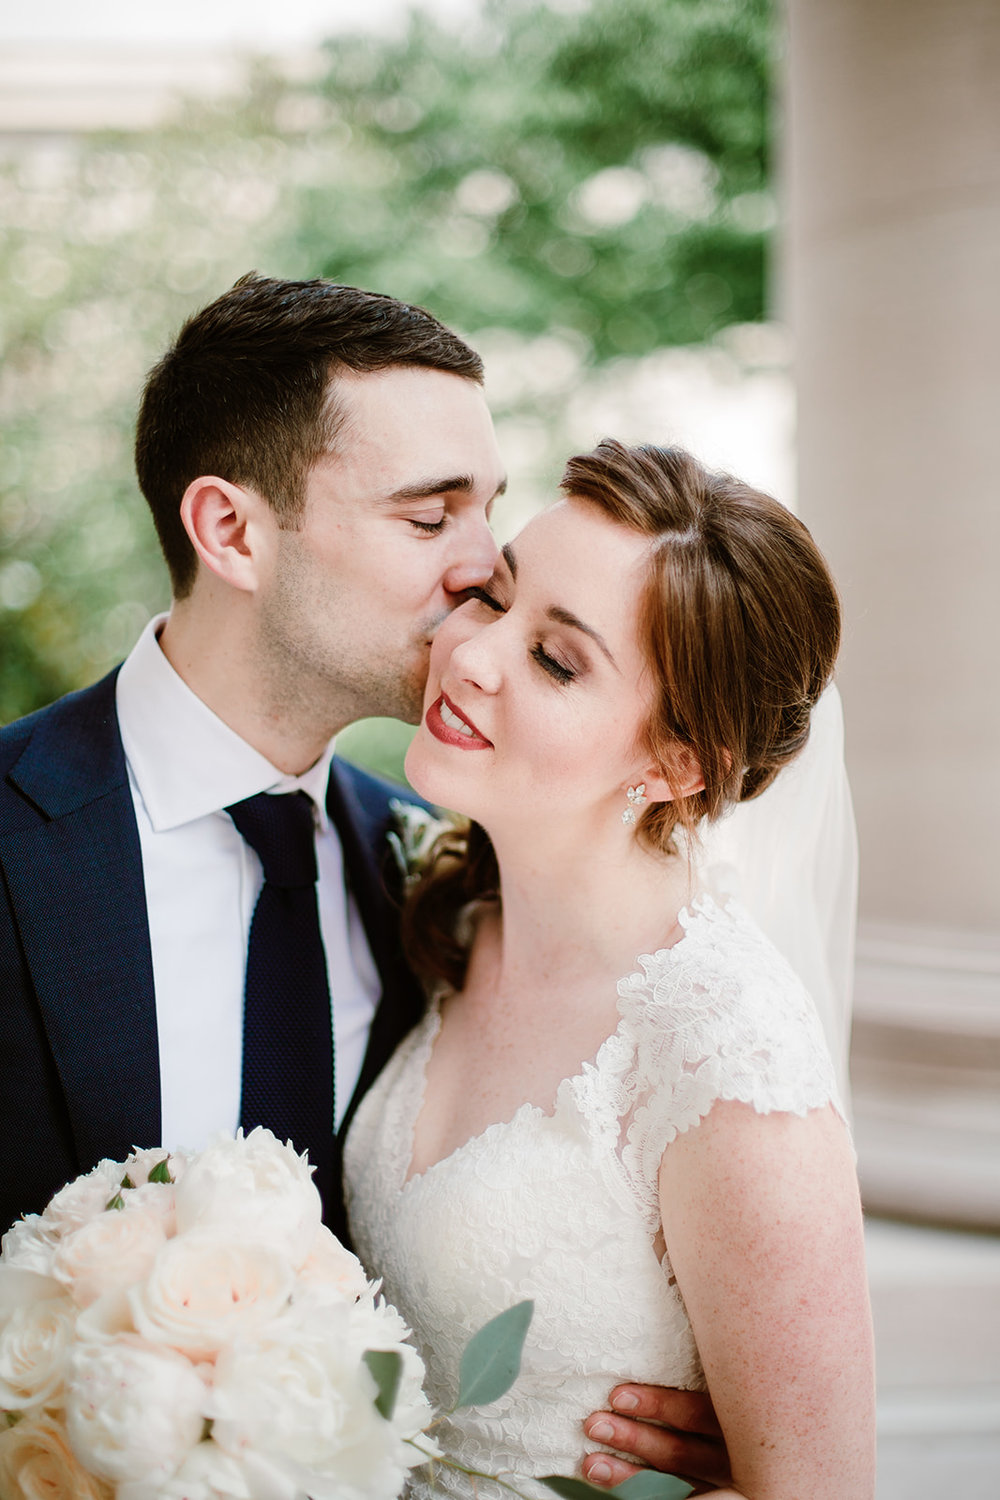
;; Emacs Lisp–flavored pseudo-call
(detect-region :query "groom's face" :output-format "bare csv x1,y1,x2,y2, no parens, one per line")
258,365,506,727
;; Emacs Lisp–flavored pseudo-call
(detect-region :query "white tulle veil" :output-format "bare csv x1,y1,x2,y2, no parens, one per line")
693,684,858,1100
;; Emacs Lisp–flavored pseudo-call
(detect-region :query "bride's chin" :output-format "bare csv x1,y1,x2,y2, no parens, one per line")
404,729,458,804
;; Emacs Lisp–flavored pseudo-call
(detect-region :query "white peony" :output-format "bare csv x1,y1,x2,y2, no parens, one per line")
129,1230,295,1361
52,1207,169,1309
0,1215,58,1277
173,1129,322,1269
66,1335,207,1483
209,1296,433,1500
0,1282,77,1411
39,1161,123,1237
295,1224,371,1304
0,1412,115,1499
117,1441,254,1500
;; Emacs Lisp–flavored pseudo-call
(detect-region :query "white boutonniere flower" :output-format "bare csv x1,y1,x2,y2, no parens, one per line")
387,800,452,888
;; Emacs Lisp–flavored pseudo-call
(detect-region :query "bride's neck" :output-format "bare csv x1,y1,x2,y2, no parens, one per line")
483,821,694,996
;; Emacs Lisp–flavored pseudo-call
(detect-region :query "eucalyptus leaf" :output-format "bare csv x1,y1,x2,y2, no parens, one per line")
363,1349,403,1420
540,1478,609,1500
455,1300,534,1409
612,1473,694,1500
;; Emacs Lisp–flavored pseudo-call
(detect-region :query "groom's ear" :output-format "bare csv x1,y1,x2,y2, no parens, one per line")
179,476,272,593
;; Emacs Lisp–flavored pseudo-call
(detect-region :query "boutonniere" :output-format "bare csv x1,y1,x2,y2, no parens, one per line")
387,798,452,887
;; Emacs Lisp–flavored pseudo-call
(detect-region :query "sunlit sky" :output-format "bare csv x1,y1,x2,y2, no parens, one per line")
0,0,480,47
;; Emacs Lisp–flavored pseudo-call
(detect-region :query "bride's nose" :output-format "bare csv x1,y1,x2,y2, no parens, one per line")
447,618,504,695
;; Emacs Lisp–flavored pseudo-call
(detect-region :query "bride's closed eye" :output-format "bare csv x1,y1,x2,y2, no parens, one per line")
531,643,576,684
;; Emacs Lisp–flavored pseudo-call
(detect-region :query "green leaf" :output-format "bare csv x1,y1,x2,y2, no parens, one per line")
541,1470,693,1500
612,1474,694,1500
456,1300,534,1409
105,1192,125,1211
147,1158,173,1185
4,1410,23,1429
120,1173,136,1190
541,1479,608,1500
363,1349,403,1420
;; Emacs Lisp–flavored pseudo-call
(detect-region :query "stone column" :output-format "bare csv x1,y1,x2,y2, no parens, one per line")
784,0,1000,1226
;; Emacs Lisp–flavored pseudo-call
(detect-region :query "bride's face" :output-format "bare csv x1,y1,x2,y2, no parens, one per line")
405,498,660,840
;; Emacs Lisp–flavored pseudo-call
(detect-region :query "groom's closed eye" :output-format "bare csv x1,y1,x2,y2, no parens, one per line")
466,586,506,613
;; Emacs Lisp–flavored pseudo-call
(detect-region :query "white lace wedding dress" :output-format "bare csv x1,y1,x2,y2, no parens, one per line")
343,895,845,1500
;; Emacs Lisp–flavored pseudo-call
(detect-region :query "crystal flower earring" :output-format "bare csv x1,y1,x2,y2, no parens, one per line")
622,783,647,826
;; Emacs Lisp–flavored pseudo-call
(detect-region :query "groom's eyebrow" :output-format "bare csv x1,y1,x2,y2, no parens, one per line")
384,475,508,501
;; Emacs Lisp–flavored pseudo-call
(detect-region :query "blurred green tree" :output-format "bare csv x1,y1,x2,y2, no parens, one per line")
284,0,772,355
0,0,774,729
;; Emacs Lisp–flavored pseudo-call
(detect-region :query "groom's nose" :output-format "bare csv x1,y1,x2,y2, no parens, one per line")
441,514,499,597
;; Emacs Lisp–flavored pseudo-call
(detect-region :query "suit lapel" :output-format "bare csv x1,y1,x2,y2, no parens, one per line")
2,672,160,1168
325,760,426,1141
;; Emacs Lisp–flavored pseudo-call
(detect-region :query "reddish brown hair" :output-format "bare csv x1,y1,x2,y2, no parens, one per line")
404,440,840,988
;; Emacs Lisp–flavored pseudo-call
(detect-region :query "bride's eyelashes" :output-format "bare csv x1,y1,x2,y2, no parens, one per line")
531,643,576,684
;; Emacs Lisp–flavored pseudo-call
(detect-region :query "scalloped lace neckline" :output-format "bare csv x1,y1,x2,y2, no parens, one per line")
401,893,725,1189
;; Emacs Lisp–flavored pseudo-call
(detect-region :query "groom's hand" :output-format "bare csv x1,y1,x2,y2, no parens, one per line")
582,1384,731,1494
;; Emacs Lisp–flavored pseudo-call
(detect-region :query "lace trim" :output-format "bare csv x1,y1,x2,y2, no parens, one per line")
387,894,843,1206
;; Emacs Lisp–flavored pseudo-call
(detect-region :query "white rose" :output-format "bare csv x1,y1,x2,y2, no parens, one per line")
51,1207,168,1309
40,1161,123,1237
0,1216,58,1277
209,1298,432,1500
0,1287,77,1411
66,1335,206,1483
0,1412,114,1499
117,1441,254,1500
295,1226,371,1304
129,1230,295,1360
173,1129,322,1269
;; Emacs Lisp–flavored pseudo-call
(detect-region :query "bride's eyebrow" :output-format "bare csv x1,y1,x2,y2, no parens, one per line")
547,605,618,669
504,540,617,668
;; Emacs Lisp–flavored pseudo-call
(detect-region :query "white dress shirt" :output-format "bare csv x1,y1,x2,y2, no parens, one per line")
116,616,381,1152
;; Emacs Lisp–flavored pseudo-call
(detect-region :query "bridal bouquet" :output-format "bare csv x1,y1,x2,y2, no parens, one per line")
0,1129,434,1500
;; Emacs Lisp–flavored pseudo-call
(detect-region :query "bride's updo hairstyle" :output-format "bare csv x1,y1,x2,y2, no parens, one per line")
403,440,840,988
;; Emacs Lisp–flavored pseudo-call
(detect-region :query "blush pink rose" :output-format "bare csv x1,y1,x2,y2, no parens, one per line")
0,1412,114,1499
51,1208,168,1309
128,1230,294,1360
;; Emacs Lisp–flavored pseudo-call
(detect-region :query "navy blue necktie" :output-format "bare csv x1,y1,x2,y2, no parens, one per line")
226,790,335,1219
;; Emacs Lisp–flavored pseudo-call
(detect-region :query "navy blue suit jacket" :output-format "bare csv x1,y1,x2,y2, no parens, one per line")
0,670,427,1244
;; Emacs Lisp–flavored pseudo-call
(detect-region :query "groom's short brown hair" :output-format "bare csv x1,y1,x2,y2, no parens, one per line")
134,273,484,597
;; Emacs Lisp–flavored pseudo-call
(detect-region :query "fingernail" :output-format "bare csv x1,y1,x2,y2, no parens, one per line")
611,1391,639,1412
589,1420,615,1443
588,1462,612,1483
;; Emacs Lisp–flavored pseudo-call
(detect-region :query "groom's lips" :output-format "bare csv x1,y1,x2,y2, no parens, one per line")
426,693,493,749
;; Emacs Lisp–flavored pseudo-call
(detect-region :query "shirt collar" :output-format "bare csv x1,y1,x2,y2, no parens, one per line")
116,614,336,833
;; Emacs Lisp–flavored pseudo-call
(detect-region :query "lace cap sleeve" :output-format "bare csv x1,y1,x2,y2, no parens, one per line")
616,897,847,1206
